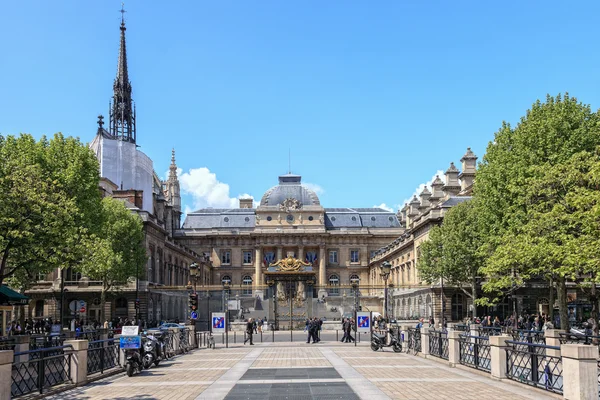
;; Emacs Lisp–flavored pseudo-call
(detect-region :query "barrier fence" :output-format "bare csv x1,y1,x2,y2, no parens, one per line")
406,328,421,355
11,345,73,398
458,335,491,372
87,339,120,375
505,340,562,394
428,330,448,360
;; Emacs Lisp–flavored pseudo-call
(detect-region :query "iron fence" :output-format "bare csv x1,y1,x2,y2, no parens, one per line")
11,345,73,398
453,324,469,332
505,340,562,394
557,332,600,397
459,335,491,372
510,330,545,345
428,330,448,360
0,338,15,351
477,327,502,337
406,328,421,354
87,339,120,375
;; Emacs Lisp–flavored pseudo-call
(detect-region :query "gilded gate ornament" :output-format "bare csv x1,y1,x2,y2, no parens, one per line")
269,256,311,272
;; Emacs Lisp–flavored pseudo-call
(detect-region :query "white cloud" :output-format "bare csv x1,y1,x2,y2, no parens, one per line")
304,182,324,195
178,167,255,210
401,170,445,208
373,203,394,212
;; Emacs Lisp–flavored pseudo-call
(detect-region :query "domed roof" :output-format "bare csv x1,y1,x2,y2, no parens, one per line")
260,174,320,207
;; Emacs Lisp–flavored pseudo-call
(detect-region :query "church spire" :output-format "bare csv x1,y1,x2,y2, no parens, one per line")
109,3,136,143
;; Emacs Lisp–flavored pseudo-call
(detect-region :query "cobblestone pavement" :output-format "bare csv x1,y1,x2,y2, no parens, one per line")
45,341,560,400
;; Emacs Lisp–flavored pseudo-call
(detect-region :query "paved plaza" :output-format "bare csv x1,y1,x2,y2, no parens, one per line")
47,340,559,400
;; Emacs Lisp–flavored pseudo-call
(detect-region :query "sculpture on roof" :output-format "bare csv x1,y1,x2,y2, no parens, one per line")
281,197,301,212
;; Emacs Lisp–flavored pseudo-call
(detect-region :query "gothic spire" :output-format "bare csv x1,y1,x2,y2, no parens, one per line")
109,3,136,143
168,148,178,180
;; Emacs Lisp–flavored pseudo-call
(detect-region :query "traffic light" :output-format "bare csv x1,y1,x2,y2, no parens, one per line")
134,299,140,309
189,293,198,311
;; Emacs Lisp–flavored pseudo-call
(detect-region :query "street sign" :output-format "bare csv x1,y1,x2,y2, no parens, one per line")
79,307,86,313
357,312,371,333
190,311,198,319
212,312,226,333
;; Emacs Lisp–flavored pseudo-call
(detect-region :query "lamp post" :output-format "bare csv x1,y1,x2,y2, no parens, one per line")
351,277,359,347
223,281,230,348
380,261,391,320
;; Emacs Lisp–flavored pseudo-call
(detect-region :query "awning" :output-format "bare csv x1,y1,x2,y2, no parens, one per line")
0,285,29,306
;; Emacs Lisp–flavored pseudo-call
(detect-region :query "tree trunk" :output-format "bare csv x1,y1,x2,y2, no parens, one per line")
556,276,569,331
100,286,107,325
471,276,477,319
548,276,554,322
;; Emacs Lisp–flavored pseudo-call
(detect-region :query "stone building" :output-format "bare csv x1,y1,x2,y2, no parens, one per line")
368,148,477,322
24,13,206,327
176,173,404,327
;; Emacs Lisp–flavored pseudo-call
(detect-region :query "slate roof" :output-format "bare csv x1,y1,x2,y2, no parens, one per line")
182,207,401,229
440,196,472,207
260,174,320,206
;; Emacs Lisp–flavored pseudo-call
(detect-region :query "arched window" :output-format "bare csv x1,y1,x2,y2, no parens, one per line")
242,275,252,295
425,294,432,318
221,275,232,285
328,274,339,295
349,274,360,284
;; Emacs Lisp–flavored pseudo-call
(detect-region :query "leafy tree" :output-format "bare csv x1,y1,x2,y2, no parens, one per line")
80,197,146,323
418,200,483,318
0,134,96,287
475,94,600,329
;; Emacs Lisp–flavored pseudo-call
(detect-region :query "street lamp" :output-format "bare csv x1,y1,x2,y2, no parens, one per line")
222,280,230,348
380,261,392,320
351,277,359,347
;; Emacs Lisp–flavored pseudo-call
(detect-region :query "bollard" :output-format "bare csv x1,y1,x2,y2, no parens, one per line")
260,331,263,343
272,330,275,343
336,330,338,342
234,331,236,344
0,350,13,400
561,344,598,400
63,340,89,386
447,330,461,366
421,328,431,356
488,334,511,379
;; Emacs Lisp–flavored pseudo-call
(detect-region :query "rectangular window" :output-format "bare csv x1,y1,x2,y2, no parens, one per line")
329,250,338,264
221,250,231,265
350,250,359,263
243,250,253,264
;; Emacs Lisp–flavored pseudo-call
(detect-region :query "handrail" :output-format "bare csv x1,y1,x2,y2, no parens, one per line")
505,340,558,350
459,334,489,340
14,344,74,356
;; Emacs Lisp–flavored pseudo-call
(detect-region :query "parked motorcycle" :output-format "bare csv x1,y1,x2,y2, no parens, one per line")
142,333,160,369
124,347,144,377
371,328,402,352
149,330,169,362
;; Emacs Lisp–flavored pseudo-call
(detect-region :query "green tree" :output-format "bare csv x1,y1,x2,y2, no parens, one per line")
0,134,94,287
418,200,483,318
80,197,147,323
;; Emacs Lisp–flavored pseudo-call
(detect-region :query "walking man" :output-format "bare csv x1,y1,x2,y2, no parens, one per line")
244,318,254,345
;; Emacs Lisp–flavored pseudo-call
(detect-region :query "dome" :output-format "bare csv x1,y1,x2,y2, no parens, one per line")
260,174,320,207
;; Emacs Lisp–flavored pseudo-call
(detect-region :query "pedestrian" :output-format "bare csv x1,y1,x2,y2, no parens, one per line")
244,318,254,345
307,319,315,343
253,319,258,334
340,318,348,343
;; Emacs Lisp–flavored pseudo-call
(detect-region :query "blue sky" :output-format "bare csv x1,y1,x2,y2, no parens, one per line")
2,1,600,213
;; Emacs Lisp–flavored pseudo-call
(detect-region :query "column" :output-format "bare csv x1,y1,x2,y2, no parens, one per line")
298,246,304,262
63,339,88,386
318,246,327,297
420,328,431,356
447,330,461,366
254,247,263,298
489,334,511,379
276,247,283,261
0,350,13,400
562,343,599,400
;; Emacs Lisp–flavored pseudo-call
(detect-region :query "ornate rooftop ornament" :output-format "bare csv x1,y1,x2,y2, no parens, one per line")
280,197,301,212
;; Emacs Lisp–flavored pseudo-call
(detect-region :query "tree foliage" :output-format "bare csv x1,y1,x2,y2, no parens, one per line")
0,133,100,288
418,200,484,315
80,197,146,322
475,94,600,328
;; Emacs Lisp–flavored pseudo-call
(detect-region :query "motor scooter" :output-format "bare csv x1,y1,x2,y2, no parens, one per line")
371,328,402,352
124,346,144,376
142,333,161,369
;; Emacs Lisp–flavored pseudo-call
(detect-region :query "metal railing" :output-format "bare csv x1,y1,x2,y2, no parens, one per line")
428,330,448,360
87,339,120,375
505,340,562,394
0,338,16,351
459,335,491,372
29,335,65,357
557,332,600,396
510,329,545,345
477,326,502,337
11,345,73,398
406,328,421,354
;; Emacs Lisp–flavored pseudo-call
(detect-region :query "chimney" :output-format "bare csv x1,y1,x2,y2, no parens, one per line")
429,175,444,205
459,147,478,191
239,198,254,209
418,187,431,213
443,162,461,198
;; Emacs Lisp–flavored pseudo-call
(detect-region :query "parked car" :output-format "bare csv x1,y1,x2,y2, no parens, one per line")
158,323,185,330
